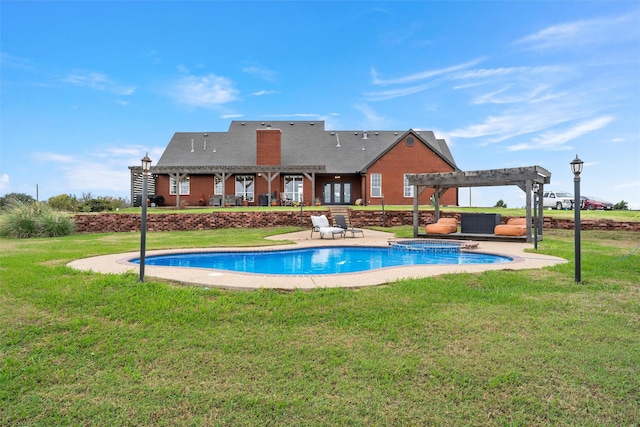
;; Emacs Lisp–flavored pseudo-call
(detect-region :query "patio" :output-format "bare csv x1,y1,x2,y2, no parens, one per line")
68,229,567,290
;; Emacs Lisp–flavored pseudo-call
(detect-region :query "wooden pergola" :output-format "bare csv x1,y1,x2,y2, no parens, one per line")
406,166,551,243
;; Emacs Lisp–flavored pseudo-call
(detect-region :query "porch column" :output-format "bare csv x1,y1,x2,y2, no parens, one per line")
262,172,279,205
169,172,186,207
302,172,316,205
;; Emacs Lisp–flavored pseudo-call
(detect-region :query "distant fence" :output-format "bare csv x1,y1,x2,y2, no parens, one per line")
73,210,640,234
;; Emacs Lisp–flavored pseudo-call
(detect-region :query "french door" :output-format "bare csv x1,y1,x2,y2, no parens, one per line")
323,182,351,205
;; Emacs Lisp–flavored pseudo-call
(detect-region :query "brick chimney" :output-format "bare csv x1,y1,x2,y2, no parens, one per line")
256,125,281,165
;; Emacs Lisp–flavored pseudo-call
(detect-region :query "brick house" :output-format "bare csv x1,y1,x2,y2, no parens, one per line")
129,121,459,207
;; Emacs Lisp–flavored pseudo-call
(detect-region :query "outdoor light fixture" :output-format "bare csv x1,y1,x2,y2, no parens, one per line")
570,155,584,176
139,153,152,282
571,154,584,283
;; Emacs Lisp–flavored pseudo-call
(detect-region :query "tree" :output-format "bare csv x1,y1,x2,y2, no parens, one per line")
614,200,629,210
0,192,36,209
47,194,80,212
494,199,507,208
79,195,127,212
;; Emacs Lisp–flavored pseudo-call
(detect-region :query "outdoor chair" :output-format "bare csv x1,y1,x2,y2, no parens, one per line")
310,214,345,239
494,217,527,236
334,214,364,238
280,192,293,206
425,217,457,234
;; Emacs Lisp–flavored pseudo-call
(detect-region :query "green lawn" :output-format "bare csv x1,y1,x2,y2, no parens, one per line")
1,227,638,425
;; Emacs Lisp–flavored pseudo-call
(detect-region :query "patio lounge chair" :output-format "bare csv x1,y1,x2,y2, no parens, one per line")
334,214,364,238
310,214,345,239
494,217,527,236
425,217,457,234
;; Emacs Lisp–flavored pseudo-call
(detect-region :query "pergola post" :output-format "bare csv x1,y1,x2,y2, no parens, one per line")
413,186,419,237
537,184,544,240
525,179,533,243
434,185,441,222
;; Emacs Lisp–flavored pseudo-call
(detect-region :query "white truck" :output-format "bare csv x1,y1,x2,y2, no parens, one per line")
543,190,574,210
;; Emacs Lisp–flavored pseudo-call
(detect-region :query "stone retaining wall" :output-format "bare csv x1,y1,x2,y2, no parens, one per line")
73,210,640,233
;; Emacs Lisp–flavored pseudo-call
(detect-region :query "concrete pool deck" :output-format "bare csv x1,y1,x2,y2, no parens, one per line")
67,229,567,290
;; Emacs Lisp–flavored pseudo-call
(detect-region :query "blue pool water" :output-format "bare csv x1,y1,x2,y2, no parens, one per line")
134,246,511,275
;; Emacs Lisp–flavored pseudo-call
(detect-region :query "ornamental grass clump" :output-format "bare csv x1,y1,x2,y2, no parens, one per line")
0,200,75,238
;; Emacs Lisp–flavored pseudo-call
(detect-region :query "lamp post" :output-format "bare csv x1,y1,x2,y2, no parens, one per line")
533,182,539,250
299,191,304,228
570,155,584,283
139,153,152,282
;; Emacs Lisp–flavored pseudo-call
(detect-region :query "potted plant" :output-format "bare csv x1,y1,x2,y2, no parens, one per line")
314,198,321,206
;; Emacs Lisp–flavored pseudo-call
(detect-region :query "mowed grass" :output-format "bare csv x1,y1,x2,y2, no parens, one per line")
1,227,638,426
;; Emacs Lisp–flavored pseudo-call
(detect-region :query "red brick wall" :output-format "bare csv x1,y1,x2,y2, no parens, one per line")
155,175,215,207
256,128,281,165
73,211,640,234
365,134,457,206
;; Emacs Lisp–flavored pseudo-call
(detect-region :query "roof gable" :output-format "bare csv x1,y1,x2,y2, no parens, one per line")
361,129,459,171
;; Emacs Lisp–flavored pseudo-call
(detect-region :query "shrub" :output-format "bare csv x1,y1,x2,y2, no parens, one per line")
47,193,80,212
0,201,75,238
614,200,629,210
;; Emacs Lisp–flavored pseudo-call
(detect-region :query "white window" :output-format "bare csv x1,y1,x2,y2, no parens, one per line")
370,173,382,198
169,176,190,195
214,177,223,195
235,175,254,202
404,174,414,198
284,175,303,202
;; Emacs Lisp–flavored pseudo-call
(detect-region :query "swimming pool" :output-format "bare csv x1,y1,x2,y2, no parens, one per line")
133,246,511,275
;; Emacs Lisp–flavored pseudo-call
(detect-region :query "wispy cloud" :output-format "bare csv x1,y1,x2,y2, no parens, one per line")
371,58,483,86
32,152,76,164
242,66,277,82
146,49,161,65
63,71,109,90
62,70,136,96
221,113,244,119
264,113,322,118
613,180,640,190
0,173,9,192
355,103,389,129
0,52,36,72
363,82,438,101
513,10,640,51
171,73,239,108
534,116,613,146
252,89,277,96
31,146,164,196
507,116,614,151
471,84,562,105
453,67,528,80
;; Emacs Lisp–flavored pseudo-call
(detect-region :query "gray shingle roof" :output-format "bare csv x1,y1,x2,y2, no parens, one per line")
155,121,457,173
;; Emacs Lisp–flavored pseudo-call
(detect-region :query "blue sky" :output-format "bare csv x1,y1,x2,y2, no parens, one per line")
1,1,639,209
